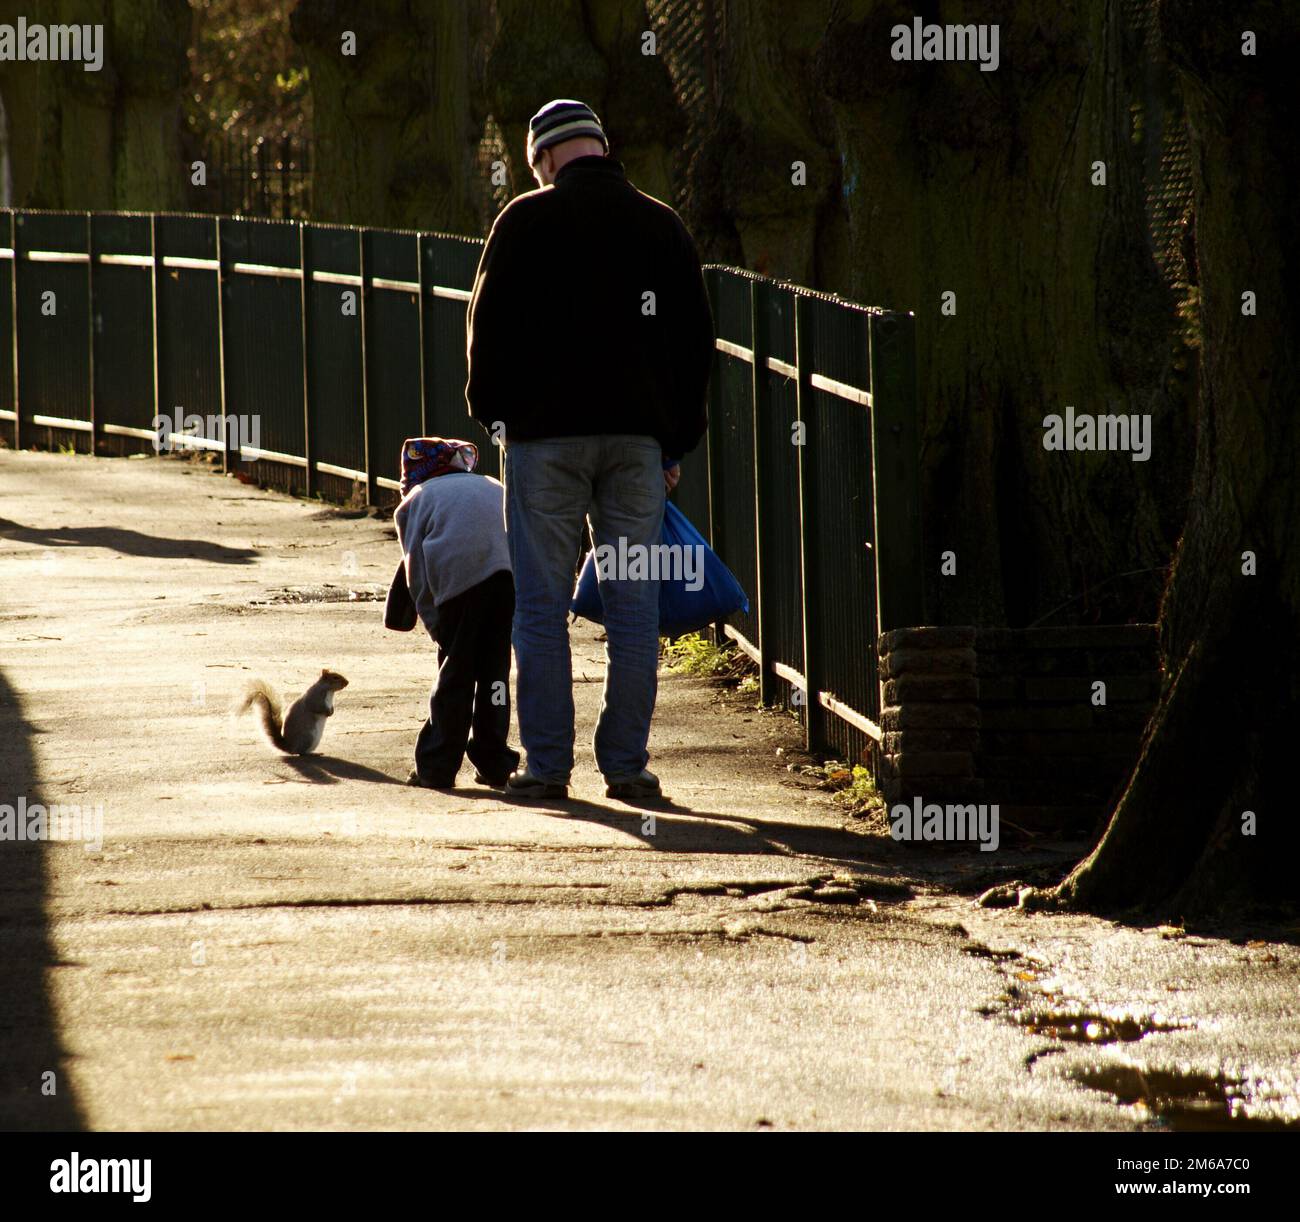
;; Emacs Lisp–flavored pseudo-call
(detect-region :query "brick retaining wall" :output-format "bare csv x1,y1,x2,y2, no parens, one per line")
876,625,1160,836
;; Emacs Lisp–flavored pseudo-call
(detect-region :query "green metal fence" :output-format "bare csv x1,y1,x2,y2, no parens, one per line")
0,208,920,764
687,265,922,765
0,209,487,498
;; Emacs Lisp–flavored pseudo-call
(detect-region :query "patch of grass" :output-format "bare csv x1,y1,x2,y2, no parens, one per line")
832,764,885,817
790,759,886,823
661,632,757,686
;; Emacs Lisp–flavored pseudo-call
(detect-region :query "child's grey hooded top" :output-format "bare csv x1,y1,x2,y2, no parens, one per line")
393,472,511,633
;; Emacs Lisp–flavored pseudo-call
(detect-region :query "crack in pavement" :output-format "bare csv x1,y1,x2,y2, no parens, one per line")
94,877,893,919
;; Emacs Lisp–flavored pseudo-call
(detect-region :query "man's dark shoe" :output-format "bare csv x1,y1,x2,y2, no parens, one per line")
408,769,457,791
505,770,568,799
473,770,511,788
605,769,662,800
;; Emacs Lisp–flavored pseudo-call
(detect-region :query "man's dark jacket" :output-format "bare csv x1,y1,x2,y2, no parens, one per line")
465,156,714,460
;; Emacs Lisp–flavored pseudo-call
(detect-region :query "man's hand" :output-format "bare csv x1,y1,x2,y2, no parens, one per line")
663,463,681,493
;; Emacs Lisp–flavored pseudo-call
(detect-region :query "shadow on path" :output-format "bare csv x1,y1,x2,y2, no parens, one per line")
440,788,910,881
284,755,406,786
0,667,85,1130
0,518,257,565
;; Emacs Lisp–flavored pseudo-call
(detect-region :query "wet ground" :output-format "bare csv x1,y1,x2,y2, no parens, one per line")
2,448,1297,1130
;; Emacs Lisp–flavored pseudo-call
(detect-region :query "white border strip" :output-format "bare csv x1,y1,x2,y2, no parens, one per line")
721,627,880,741
165,432,225,452
817,689,882,742
375,475,402,492
26,250,89,264
716,338,754,363
722,623,761,665
240,445,307,469
230,261,300,280
771,660,805,690
312,270,361,287
1,244,467,303
810,372,871,407
707,352,870,401
315,460,367,482
162,256,219,272
0,408,16,421
98,253,154,268
32,413,92,431
103,423,158,440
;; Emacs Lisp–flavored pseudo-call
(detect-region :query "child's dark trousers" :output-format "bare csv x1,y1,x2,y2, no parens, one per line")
414,568,519,785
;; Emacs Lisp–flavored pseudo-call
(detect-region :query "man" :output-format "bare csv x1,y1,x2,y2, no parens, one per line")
466,98,714,800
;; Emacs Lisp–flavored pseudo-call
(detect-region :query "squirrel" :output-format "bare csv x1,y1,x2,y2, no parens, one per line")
238,670,349,755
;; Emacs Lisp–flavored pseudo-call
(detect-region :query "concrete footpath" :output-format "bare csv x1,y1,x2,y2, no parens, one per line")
1,448,1297,1131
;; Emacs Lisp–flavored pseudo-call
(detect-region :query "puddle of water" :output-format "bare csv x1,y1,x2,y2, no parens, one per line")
975,947,1186,1046
1070,1064,1300,1131
1011,1007,1184,1044
974,944,1300,1130
250,585,386,605
961,942,1022,962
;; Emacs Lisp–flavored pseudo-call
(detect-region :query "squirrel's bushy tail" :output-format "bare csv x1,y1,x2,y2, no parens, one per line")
238,680,287,752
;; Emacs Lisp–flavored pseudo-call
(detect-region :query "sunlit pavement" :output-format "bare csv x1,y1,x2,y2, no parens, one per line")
2,449,1296,1130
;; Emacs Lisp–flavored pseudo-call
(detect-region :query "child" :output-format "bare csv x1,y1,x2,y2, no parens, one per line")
390,437,519,789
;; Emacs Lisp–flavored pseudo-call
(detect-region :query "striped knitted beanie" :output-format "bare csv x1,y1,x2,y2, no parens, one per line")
526,98,608,167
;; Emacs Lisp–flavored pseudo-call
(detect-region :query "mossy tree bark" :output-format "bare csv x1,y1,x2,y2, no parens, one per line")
296,1,682,231
683,0,840,282
482,0,683,205
814,2,1192,627
291,0,480,232
1038,0,1299,920
0,0,189,210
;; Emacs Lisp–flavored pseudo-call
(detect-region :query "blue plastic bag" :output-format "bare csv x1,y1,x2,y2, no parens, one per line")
571,501,749,638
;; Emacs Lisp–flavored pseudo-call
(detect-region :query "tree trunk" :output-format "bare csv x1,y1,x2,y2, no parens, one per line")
107,0,192,208
683,0,840,282
0,0,189,211
291,0,480,232
1036,0,1300,919
482,0,684,207
813,0,1190,627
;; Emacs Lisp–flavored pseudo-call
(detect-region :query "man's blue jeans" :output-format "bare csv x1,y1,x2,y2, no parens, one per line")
504,435,665,783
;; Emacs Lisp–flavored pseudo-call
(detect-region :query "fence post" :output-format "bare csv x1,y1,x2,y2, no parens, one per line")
794,293,824,752
279,133,290,221
214,216,230,475
704,266,727,646
148,215,162,449
299,221,315,497
85,212,98,455
416,233,429,436
358,227,376,506
10,211,22,450
749,277,774,704
869,311,924,632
